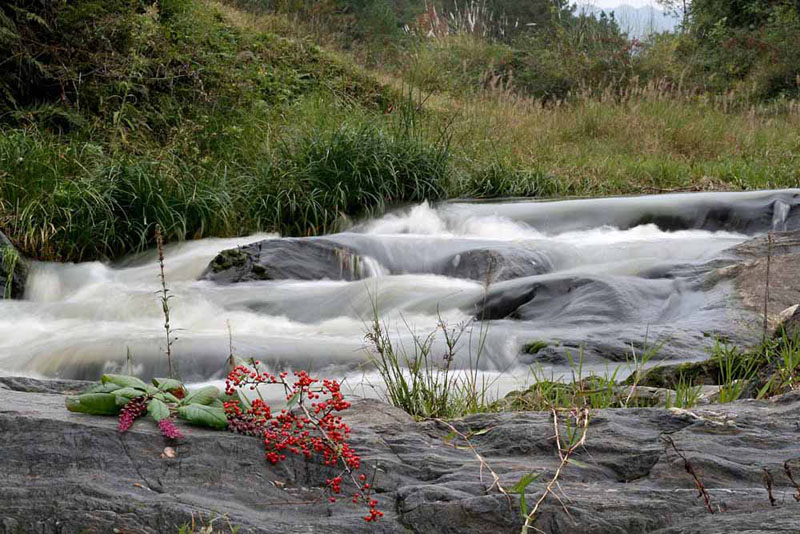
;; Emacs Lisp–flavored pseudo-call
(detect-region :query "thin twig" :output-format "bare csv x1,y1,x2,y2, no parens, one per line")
433,418,512,508
521,408,589,534
784,461,800,502
155,224,175,379
763,468,777,506
762,231,773,342
661,435,713,513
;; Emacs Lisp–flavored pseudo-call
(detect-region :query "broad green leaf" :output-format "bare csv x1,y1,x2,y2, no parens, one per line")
101,374,148,390
182,386,220,406
161,391,181,404
208,398,225,409
152,378,184,392
177,404,227,429
112,387,146,400
148,398,170,422
66,393,120,415
81,382,121,394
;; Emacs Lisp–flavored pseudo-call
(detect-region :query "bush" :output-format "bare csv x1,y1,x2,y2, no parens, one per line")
512,12,636,100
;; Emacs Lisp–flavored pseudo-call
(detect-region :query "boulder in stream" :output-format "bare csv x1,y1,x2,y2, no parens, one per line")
203,238,374,283
440,247,553,283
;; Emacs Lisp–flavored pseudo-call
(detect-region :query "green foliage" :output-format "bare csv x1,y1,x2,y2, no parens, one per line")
1,245,20,298
712,340,760,403
65,374,227,429
500,342,660,411
664,373,702,409
177,403,228,428
366,307,494,419
512,12,634,100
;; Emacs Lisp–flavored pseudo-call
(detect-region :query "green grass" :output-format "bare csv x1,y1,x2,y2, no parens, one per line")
1,0,799,263
365,306,495,419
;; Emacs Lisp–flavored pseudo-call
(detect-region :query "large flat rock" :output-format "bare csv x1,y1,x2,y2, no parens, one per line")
1,380,799,533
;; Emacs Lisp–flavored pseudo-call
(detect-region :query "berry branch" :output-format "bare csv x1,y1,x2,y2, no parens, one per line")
225,363,383,522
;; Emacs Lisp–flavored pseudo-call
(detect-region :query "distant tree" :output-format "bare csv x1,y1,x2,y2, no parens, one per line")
657,0,688,28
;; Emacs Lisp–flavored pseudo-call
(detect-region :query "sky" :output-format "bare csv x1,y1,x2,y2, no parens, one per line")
574,0,664,9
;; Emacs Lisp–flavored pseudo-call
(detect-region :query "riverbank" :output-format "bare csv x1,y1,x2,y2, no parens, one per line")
1,376,799,533
2,0,799,263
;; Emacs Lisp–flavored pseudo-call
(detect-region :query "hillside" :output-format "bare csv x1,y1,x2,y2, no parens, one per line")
1,0,799,262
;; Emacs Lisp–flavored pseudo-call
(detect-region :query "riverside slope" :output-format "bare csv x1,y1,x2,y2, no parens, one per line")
1,378,799,534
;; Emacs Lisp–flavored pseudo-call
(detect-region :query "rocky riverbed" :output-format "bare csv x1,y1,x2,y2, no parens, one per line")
1,377,799,534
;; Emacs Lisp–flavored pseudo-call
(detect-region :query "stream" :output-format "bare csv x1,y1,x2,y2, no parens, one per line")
1,189,798,398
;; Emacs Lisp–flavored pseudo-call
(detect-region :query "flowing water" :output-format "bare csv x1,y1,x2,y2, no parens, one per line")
1,190,798,398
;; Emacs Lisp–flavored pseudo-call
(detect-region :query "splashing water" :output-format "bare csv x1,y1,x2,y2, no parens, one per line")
1,189,798,397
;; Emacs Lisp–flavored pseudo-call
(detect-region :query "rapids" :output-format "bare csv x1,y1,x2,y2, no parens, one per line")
1,189,798,397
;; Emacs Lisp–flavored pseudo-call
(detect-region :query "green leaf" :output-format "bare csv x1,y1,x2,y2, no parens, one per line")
208,398,225,409
81,382,121,394
510,472,540,494
101,374,149,390
161,391,181,404
65,393,120,415
285,391,300,409
182,386,220,406
510,472,540,518
148,398,171,422
152,377,184,392
177,404,228,429
112,387,146,400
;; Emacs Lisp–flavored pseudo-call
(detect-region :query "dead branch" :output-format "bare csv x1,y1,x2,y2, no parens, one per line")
661,435,713,514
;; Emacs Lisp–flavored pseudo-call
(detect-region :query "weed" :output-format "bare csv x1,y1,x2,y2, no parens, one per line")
155,225,177,379
365,303,494,419
712,340,759,403
665,373,702,409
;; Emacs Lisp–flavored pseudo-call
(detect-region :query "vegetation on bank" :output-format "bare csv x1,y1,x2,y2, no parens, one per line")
1,0,800,262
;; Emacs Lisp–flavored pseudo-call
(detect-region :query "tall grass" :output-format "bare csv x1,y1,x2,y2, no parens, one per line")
365,309,494,419
2,0,799,263
0,102,451,261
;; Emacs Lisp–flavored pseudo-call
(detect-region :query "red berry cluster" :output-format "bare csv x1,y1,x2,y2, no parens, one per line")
158,417,184,439
118,396,149,432
224,363,383,522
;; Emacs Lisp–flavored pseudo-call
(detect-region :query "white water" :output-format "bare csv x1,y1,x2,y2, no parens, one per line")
1,190,796,397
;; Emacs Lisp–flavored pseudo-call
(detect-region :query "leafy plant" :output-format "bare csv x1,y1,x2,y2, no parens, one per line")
65,374,228,435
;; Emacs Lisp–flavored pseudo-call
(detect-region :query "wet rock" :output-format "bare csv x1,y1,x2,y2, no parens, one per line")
203,238,372,283
441,247,553,283
2,379,800,533
631,360,722,389
709,230,800,332
0,376,91,395
0,232,27,299
776,304,800,339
